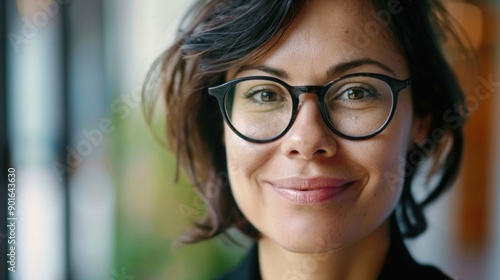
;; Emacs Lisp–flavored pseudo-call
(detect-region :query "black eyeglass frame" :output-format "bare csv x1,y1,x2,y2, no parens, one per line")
208,72,413,143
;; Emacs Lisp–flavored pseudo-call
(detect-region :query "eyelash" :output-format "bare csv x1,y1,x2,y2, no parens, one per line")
334,86,380,103
244,87,282,104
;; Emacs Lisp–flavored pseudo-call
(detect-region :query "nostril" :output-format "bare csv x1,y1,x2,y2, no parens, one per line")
315,149,328,155
288,147,331,158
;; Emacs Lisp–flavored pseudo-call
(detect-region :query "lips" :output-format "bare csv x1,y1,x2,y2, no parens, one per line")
270,177,354,204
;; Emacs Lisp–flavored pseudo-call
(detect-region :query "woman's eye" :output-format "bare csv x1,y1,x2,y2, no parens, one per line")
346,88,366,100
245,87,284,103
339,87,377,101
259,91,278,102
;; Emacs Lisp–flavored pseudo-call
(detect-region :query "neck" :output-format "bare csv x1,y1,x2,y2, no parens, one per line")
258,221,391,280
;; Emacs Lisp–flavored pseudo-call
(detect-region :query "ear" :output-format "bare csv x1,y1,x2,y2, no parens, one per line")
409,114,432,148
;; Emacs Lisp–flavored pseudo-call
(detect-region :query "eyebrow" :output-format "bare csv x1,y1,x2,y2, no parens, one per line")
328,58,395,77
233,58,395,80
234,65,289,79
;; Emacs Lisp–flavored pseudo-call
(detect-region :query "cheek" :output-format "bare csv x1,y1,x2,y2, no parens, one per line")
224,125,273,176
354,96,414,205
224,125,274,218
341,95,414,218
369,92,414,171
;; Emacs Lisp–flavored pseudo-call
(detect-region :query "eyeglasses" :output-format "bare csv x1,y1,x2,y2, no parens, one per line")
208,73,413,143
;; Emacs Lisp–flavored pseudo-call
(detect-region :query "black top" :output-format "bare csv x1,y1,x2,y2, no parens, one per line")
215,223,452,280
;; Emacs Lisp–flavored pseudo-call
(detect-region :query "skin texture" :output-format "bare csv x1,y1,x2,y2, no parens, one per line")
224,0,428,279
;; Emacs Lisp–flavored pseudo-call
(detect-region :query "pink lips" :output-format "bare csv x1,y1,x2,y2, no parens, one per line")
270,177,354,204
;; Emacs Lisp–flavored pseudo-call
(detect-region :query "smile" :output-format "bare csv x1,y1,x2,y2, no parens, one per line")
270,177,355,204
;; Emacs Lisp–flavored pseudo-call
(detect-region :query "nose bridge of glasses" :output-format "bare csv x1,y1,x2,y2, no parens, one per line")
290,85,325,98
289,85,332,133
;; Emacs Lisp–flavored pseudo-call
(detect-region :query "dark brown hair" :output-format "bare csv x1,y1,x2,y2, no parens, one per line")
143,0,470,243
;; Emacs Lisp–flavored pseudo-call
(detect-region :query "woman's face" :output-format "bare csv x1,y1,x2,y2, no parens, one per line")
224,0,424,253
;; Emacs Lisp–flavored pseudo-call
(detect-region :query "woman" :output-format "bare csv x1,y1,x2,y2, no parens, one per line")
144,0,468,278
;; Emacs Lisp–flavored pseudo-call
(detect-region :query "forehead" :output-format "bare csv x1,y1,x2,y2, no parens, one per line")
230,0,408,82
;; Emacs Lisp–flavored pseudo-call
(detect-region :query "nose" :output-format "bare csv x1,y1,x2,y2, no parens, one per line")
280,94,338,160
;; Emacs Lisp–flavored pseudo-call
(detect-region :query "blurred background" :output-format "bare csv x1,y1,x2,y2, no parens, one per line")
1,0,499,279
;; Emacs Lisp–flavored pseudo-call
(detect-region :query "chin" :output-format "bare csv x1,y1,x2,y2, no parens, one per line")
257,213,351,254
257,204,393,255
